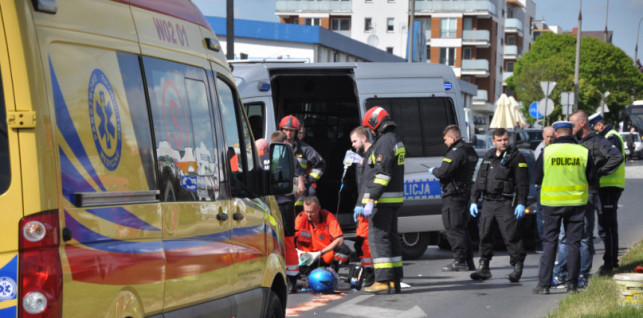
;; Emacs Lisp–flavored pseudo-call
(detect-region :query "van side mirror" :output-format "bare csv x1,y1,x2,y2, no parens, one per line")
269,143,295,195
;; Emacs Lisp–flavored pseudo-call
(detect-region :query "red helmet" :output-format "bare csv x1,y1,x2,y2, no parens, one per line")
362,106,391,130
279,115,300,131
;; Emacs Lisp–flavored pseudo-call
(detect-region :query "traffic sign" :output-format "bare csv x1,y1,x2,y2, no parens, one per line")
529,101,543,119
537,98,555,116
540,81,556,97
562,105,573,116
560,92,574,107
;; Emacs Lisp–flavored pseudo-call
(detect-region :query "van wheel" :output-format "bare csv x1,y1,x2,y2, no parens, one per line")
400,232,430,260
263,291,284,318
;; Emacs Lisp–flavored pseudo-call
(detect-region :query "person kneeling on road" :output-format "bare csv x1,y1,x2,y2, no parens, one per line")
295,195,351,289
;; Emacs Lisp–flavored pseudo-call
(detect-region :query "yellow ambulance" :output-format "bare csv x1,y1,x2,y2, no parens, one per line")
0,0,294,317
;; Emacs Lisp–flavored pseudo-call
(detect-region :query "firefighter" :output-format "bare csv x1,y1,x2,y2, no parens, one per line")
470,128,529,283
279,115,325,293
533,121,597,294
295,196,352,275
359,106,405,294
350,126,375,287
589,113,626,275
428,125,478,272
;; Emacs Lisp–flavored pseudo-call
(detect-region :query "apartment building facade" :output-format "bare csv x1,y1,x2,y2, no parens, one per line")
276,0,535,128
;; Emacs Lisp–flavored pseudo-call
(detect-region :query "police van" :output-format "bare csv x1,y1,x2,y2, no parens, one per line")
232,62,469,259
0,1,294,317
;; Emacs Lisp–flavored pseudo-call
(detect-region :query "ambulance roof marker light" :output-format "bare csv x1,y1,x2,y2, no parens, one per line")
32,0,58,13
258,82,270,92
444,82,453,91
205,38,221,52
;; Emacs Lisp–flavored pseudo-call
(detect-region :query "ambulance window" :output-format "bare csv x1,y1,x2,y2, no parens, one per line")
215,77,252,194
0,73,9,194
245,102,265,139
143,57,217,202
366,97,457,157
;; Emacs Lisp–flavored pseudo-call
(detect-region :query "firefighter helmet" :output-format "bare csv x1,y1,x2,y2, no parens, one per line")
362,106,393,131
279,115,300,131
308,268,338,293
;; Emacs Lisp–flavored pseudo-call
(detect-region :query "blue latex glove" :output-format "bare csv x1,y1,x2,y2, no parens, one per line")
514,204,526,219
469,203,479,217
353,206,364,222
363,201,374,218
428,167,435,174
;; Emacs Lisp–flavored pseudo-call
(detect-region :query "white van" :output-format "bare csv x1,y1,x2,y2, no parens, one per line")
233,62,469,259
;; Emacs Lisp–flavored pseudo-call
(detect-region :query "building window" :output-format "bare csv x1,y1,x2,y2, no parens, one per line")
440,18,457,38
387,18,395,32
506,61,514,72
439,47,455,66
463,47,472,60
386,47,394,54
463,17,473,31
331,18,351,31
365,18,372,31
507,35,516,45
305,18,320,26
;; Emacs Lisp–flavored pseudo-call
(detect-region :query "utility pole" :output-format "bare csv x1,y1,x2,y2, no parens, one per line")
635,17,642,66
407,0,415,62
226,0,234,60
573,0,582,111
603,0,609,43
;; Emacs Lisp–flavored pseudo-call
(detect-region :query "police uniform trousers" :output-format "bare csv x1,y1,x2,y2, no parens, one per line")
538,205,584,288
598,187,623,268
368,205,403,282
278,196,298,277
442,194,473,262
478,198,526,265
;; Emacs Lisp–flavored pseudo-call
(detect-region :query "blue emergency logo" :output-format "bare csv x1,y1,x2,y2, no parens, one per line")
0,277,17,301
88,69,122,171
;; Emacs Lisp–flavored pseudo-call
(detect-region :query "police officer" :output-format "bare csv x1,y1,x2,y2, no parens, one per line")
589,113,626,275
429,125,478,272
470,128,529,282
533,121,597,294
359,106,405,294
279,115,326,293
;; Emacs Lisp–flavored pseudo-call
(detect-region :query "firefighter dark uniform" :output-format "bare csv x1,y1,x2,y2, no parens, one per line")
295,209,351,273
597,122,626,273
293,139,326,211
360,106,405,294
533,122,597,294
470,144,529,282
432,138,478,271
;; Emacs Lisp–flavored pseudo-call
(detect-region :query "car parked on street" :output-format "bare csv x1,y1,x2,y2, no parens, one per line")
620,131,643,159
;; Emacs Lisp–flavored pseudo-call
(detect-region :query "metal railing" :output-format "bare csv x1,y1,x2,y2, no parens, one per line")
462,59,489,71
474,89,488,101
504,45,518,56
414,0,497,16
505,18,523,32
463,30,490,42
276,0,352,12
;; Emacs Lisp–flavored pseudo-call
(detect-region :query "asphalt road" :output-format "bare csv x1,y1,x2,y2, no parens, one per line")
285,160,643,318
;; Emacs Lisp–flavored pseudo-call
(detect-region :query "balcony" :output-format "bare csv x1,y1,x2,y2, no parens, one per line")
505,18,523,35
503,72,513,84
332,30,350,37
276,0,352,13
461,59,489,77
504,45,518,59
473,89,488,102
414,0,497,17
462,30,490,47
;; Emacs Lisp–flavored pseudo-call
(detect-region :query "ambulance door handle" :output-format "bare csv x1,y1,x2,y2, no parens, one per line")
216,213,228,221
233,212,244,221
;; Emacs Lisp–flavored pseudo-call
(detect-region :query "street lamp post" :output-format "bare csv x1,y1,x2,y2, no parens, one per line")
573,0,582,111
635,17,643,66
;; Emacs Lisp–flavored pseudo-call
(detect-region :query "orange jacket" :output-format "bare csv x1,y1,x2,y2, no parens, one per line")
295,209,343,264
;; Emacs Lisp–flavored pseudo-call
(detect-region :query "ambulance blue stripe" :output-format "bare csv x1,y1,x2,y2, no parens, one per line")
86,207,160,232
60,147,96,203
50,58,106,192
0,307,16,317
163,232,231,250
266,224,279,241
65,211,162,253
0,255,17,302
232,224,264,237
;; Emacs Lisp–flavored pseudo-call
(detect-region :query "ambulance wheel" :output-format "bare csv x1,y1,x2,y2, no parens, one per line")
400,232,430,260
263,291,284,318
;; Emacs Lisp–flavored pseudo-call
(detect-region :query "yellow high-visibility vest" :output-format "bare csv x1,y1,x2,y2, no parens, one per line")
541,143,589,206
600,130,625,188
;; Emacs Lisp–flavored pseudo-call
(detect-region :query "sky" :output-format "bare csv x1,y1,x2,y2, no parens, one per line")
193,0,643,62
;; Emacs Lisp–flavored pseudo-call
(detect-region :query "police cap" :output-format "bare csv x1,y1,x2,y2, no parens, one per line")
552,121,574,130
588,113,603,127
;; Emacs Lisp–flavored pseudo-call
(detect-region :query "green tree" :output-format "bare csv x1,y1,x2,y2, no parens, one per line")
507,33,643,125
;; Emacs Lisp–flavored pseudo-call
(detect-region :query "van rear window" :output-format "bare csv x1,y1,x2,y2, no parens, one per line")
366,97,457,157
0,73,9,194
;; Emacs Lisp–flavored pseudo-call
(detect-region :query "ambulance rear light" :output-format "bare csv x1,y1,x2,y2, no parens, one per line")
19,211,62,318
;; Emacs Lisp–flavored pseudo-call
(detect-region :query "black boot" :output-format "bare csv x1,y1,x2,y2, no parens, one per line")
470,259,492,281
466,251,476,271
363,267,375,287
506,261,523,283
442,260,469,272
287,275,299,294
